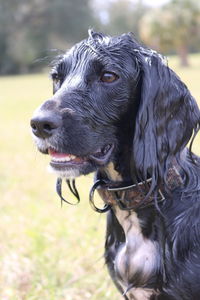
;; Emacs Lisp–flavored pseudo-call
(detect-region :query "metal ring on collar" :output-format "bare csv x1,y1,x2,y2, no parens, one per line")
89,179,111,213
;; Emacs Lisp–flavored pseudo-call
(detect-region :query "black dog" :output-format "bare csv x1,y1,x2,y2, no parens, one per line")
31,31,200,299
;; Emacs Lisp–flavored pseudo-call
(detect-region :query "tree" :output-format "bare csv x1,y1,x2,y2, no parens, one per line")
140,0,200,66
0,0,48,73
0,0,95,74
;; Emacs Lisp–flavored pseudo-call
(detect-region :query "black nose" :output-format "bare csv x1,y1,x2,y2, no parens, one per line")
30,114,62,139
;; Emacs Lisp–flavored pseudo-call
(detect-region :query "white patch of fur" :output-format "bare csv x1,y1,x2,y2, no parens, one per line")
31,135,48,152
105,162,122,181
31,135,60,154
47,164,80,179
125,287,158,300
113,207,158,299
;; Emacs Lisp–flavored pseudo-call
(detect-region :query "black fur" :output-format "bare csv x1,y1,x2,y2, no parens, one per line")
31,31,200,299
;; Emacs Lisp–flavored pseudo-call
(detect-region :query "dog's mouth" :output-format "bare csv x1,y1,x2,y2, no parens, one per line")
48,144,114,171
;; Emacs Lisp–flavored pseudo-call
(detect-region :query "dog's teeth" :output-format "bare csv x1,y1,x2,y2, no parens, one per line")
70,155,76,160
51,155,77,162
65,155,76,161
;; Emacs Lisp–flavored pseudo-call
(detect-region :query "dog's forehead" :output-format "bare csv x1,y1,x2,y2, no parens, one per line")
64,41,97,61
64,33,134,63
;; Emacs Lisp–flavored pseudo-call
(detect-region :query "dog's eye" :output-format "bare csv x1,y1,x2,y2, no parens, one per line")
100,72,118,83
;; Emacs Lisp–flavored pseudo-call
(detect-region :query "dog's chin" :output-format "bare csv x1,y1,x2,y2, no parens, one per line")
47,164,92,179
38,143,115,179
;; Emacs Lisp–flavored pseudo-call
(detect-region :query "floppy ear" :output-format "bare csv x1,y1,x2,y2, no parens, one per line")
132,52,200,187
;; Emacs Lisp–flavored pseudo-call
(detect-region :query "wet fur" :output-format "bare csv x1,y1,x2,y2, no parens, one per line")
32,31,200,299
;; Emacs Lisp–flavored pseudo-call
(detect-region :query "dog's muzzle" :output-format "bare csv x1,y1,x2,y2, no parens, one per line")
30,107,115,179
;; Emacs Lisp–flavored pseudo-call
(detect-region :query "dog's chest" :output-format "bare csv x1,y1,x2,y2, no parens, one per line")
113,207,159,299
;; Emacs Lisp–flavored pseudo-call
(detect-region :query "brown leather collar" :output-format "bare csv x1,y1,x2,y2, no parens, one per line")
89,165,183,212
97,179,165,211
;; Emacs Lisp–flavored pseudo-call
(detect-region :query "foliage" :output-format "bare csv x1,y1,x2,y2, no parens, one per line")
1,0,200,74
0,0,95,74
140,0,200,66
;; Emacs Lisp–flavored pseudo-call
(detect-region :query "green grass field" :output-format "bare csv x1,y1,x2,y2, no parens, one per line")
0,55,200,300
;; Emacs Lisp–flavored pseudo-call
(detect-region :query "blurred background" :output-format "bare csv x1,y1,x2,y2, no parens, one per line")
0,0,200,299
1,0,200,74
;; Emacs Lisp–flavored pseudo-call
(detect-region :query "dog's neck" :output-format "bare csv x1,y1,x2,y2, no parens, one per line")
103,144,134,184
104,162,123,182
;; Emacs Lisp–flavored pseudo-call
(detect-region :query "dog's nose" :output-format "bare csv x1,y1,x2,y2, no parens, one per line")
30,114,61,139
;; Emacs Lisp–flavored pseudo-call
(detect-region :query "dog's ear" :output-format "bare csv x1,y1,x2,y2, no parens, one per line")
132,52,200,186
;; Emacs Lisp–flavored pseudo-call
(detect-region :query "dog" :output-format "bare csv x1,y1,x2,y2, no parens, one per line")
31,31,200,299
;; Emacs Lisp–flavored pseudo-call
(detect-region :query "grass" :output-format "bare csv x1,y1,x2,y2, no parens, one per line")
0,54,200,300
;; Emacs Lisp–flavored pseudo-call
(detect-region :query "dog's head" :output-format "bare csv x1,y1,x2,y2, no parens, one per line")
31,30,200,184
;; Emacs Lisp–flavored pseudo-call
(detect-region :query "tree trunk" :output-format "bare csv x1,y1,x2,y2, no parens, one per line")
177,44,189,67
